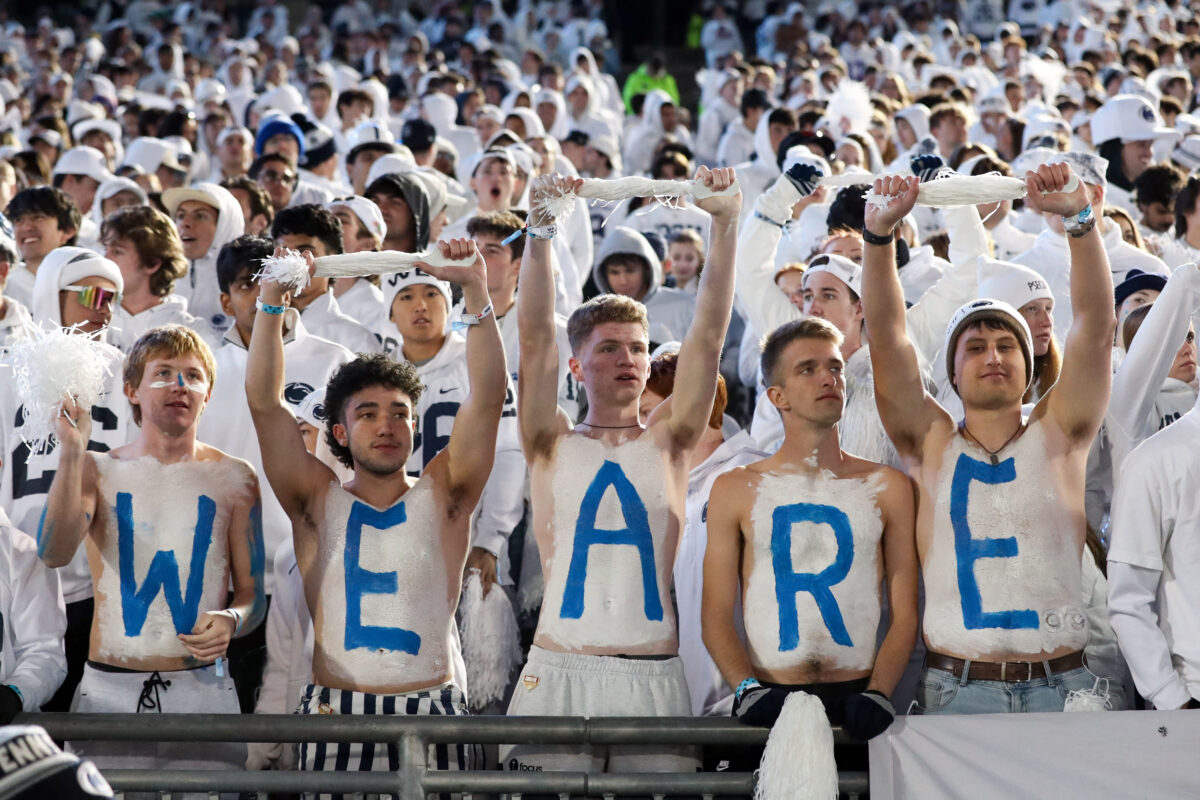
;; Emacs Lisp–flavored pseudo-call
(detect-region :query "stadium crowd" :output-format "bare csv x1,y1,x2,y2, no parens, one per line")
0,0,1197,796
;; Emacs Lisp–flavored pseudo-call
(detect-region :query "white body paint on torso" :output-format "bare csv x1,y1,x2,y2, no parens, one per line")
92,455,252,663
742,469,885,673
314,479,452,689
535,434,680,652
923,420,1088,657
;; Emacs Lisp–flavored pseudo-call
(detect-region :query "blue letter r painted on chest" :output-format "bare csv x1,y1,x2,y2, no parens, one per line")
344,501,421,654
771,502,855,650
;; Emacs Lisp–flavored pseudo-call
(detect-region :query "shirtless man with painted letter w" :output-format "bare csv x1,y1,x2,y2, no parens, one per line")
861,163,1117,714
505,167,739,774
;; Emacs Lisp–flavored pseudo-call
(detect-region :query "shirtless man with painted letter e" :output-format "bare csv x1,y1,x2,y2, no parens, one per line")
703,317,918,738
246,239,506,786
39,324,266,781
861,164,1117,714
504,167,739,774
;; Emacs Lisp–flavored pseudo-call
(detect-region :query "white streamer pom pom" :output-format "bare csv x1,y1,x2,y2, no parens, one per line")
532,175,740,224
255,249,312,293
754,691,838,800
1063,677,1111,712
459,573,524,711
2,322,123,452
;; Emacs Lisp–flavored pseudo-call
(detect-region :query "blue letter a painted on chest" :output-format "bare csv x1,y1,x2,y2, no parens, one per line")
117,491,215,637
344,500,421,654
771,502,855,649
560,460,663,621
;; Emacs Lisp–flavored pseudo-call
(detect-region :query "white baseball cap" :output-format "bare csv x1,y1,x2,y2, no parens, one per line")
1090,94,1180,145
364,152,417,189
975,256,1053,311
802,253,862,295
52,146,117,184
1172,135,1200,171
326,195,387,244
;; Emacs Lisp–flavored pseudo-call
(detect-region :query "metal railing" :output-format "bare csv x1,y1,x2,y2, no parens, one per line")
19,712,869,798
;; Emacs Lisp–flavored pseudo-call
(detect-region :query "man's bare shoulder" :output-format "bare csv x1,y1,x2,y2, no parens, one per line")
710,464,763,501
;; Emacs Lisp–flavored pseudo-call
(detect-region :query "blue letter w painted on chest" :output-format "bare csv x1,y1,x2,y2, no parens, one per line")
560,460,663,621
117,492,215,637
950,454,1037,630
771,503,854,649
344,501,421,654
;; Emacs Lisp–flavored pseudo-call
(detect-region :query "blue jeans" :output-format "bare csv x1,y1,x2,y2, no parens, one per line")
916,665,1099,714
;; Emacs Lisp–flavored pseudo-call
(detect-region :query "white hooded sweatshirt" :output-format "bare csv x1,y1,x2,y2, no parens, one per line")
593,226,696,345
732,111,782,225
622,89,694,177
172,183,246,333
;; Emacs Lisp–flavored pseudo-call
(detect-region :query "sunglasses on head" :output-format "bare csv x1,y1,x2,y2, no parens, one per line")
62,284,121,310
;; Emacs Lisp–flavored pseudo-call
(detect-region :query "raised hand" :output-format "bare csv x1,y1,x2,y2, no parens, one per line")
863,175,920,237
54,393,92,451
910,153,948,183
693,165,741,225
528,172,584,228
1023,163,1089,217
783,157,826,197
414,238,487,288
259,245,299,307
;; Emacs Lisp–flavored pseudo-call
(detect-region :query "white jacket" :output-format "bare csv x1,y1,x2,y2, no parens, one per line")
1108,394,1200,709
716,120,755,168
0,511,67,711
675,431,764,716
732,112,781,226
197,312,353,593
696,97,740,166
593,226,696,344
108,294,217,352
174,183,246,333
1012,221,1169,342
1107,264,1200,475
298,290,381,355
403,333,525,584
333,279,387,346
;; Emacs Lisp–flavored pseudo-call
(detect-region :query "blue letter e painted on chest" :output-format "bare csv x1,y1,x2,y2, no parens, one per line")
117,492,215,637
950,454,1037,630
344,501,421,654
771,503,854,649
560,460,663,621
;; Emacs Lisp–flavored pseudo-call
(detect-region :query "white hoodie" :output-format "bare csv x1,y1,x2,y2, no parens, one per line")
172,183,246,333
109,294,217,352
733,111,781,225
0,511,67,711
696,95,740,166
402,332,525,584
593,226,696,345
622,89,694,177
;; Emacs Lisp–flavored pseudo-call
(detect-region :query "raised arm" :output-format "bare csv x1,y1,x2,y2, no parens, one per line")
655,167,740,451
734,160,825,337
1107,264,1200,470
517,174,578,458
425,239,508,501
1026,164,1116,445
37,396,99,568
862,176,952,460
246,251,337,519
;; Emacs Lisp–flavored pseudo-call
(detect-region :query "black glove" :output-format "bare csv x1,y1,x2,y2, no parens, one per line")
0,684,23,724
910,153,948,183
784,160,824,197
732,685,792,727
841,690,895,741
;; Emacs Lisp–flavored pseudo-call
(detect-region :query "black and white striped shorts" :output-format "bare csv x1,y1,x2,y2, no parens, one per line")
298,682,477,800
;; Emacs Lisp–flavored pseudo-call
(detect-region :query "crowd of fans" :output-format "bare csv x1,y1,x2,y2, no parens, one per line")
0,0,1197,796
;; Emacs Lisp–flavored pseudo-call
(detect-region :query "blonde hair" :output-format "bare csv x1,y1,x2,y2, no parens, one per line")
123,325,217,426
567,294,649,354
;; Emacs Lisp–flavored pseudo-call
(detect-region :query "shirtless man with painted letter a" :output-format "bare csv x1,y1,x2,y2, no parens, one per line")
703,317,918,740
861,163,1117,714
505,167,739,774
246,239,506,787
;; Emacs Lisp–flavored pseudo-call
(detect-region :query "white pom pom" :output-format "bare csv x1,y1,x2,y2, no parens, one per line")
754,691,838,800
1064,678,1111,712
459,573,523,710
531,184,580,224
824,80,874,134
254,249,311,292
2,323,122,452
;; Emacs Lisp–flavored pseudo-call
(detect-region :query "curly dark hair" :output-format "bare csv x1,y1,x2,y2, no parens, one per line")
324,354,424,469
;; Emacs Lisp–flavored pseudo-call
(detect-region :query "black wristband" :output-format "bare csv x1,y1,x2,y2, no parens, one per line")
861,227,894,246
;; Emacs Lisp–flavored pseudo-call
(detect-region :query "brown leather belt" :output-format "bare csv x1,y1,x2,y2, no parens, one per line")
925,651,1085,682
